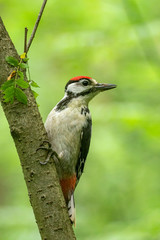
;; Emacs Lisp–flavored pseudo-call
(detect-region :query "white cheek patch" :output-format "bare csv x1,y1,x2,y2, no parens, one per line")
67,82,91,94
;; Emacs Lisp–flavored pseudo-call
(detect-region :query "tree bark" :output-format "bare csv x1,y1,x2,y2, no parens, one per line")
0,17,76,240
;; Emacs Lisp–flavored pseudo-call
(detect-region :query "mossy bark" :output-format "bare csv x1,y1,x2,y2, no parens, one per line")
0,17,76,240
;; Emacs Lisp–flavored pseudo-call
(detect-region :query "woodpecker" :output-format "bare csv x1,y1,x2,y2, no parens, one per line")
45,76,116,224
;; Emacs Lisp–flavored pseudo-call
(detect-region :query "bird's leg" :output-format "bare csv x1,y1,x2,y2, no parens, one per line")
36,140,60,165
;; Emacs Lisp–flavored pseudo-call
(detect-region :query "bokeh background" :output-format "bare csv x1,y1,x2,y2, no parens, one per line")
1,0,160,239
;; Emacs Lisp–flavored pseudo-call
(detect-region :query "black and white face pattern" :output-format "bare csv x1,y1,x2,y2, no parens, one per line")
56,76,113,111
65,78,98,97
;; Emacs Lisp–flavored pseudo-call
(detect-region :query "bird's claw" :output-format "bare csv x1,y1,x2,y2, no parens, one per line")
36,140,60,165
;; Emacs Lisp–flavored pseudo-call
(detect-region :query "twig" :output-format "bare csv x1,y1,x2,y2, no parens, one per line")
24,27,28,53
26,0,48,53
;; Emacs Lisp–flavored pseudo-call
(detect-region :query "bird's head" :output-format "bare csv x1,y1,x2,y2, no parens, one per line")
65,76,116,104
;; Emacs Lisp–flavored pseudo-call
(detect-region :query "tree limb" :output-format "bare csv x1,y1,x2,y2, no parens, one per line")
26,0,48,53
0,17,76,240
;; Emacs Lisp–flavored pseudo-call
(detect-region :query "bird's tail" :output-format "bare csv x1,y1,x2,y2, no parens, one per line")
68,193,76,226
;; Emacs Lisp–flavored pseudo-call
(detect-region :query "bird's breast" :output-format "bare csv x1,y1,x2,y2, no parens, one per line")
45,106,91,178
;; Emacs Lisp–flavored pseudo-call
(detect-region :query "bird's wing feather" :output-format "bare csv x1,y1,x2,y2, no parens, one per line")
75,118,92,186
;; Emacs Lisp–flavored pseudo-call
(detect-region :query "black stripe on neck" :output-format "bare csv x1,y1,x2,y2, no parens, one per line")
55,95,72,111
55,89,93,111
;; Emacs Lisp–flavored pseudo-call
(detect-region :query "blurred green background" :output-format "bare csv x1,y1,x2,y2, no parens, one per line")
1,0,160,239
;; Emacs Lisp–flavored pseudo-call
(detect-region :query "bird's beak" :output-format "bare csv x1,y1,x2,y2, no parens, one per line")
94,83,117,92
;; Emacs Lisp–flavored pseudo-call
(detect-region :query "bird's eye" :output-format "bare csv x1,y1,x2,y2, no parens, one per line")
82,80,89,86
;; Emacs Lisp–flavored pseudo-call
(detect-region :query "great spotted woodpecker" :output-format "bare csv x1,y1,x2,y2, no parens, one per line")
45,76,116,224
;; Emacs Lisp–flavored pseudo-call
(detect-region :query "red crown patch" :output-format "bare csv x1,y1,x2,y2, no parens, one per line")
70,76,92,81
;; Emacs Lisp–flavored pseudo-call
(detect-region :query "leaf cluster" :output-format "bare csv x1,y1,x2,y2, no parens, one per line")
1,55,39,105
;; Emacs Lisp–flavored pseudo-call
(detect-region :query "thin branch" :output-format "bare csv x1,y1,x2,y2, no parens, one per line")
24,27,28,53
26,0,48,53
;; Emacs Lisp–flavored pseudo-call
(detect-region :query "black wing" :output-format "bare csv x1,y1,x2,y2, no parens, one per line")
75,118,92,186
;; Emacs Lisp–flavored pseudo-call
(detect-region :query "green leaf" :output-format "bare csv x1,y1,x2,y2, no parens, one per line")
19,63,28,69
6,56,19,67
32,90,39,99
16,78,29,89
15,88,28,104
3,86,15,103
18,71,24,80
30,80,40,88
23,57,29,63
1,79,15,91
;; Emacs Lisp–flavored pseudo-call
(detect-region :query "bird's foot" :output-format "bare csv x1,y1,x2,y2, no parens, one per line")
37,140,60,165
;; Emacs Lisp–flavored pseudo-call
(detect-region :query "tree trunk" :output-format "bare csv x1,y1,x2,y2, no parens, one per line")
0,17,76,240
